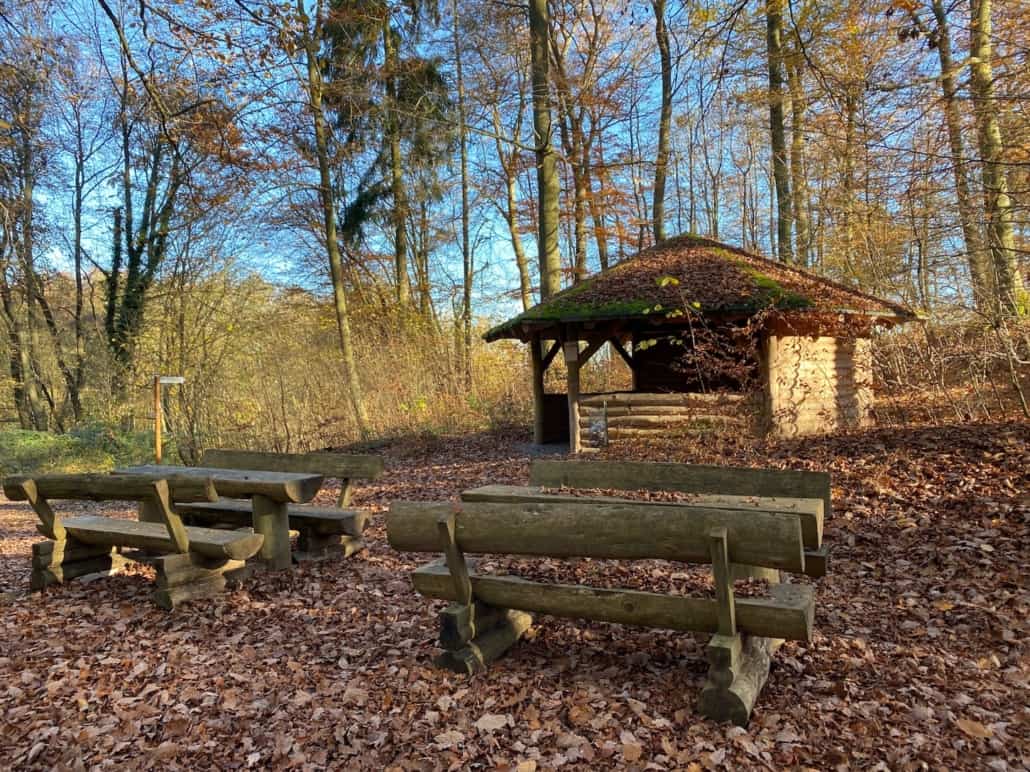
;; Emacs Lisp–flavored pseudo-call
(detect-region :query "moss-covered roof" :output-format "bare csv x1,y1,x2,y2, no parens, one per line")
485,235,914,341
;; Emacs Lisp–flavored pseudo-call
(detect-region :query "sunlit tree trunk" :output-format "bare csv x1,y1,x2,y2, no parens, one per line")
929,0,990,312
588,124,610,269
786,51,810,266
383,20,410,306
651,0,672,244
766,0,793,262
453,3,473,387
299,0,370,436
968,0,1025,318
492,107,533,311
529,0,560,299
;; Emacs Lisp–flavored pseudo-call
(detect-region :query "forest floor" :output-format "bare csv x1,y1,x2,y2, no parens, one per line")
0,419,1026,770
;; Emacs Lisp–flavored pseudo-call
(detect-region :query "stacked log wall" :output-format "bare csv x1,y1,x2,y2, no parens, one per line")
763,335,872,437
578,392,755,449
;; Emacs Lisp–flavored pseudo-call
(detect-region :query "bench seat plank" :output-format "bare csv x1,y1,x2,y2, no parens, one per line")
178,500,366,537
411,560,814,642
462,484,823,549
530,460,832,520
389,500,807,573
63,515,264,561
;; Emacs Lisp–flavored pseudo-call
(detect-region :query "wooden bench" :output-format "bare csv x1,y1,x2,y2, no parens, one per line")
388,461,830,726
176,449,382,561
3,473,265,610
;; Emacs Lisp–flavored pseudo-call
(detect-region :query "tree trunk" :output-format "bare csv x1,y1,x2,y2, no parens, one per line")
529,0,561,299
300,0,371,437
384,21,410,307
968,0,1025,318
454,3,473,388
589,131,611,269
491,107,533,311
766,0,793,262
842,92,857,265
930,0,991,313
651,0,672,244
786,51,810,267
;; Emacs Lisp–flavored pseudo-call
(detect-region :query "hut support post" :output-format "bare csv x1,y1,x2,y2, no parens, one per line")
530,333,546,445
564,341,581,452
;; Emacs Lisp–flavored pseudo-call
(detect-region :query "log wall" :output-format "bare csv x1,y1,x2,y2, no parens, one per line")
578,392,752,450
763,335,872,437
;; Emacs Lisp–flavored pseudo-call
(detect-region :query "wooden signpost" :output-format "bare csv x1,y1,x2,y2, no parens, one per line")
153,375,185,463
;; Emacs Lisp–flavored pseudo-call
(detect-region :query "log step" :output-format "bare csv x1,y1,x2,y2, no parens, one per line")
581,414,747,430
580,393,746,408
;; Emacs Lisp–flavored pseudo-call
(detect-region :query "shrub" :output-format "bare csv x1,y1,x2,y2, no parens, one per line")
0,424,160,476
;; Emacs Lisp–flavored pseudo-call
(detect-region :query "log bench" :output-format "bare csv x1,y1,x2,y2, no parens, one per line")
388,461,830,726
176,449,381,562
2,473,264,609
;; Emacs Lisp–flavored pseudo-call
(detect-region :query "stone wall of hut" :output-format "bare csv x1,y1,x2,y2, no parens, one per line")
762,334,873,436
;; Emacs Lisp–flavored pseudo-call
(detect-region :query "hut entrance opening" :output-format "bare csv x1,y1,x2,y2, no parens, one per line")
632,322,759,394
533,323,759,450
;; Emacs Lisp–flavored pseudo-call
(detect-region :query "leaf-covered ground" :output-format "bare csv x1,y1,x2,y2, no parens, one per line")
0,421,1026,770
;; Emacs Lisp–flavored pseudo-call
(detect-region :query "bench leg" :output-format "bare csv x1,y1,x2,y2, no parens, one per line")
697,633,783,726
294,530,365,562
252,495,292,571
433,601,533,675
30,539,128,591
152,553,245,610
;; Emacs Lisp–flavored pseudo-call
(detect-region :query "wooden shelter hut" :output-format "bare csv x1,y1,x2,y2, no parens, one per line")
485,236,914,451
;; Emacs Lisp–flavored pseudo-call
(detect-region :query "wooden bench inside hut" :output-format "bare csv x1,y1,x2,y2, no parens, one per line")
484,236,914,451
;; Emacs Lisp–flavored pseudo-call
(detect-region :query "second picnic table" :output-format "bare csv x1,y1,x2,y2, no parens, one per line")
117,465,324,570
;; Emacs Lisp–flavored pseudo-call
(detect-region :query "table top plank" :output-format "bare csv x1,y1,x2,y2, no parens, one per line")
117,465,324,504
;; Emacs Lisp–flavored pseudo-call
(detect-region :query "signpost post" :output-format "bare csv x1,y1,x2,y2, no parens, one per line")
153,376,186,463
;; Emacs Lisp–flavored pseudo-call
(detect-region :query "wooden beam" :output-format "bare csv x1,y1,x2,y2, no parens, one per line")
460,485,823,550
200,449,383,480
251,494,291,569
530,333,546,444
19,479,64,541
540,340,561,371
579,338,606,367
388,500,806,572
411,561,813,642
179,501,367,537
565,342,581,453
610,337,634,369
149,479,190,554
119,466,323,504
709,527,736,637
529,460,833,519
437,510,472,606
4,474,217,504
61,516,263,561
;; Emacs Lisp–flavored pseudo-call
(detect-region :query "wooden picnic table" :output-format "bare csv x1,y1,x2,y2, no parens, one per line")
118,465,325,570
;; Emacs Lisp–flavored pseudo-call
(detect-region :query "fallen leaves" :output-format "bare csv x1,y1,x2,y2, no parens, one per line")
0,422,1026,769
474,713,510,732
955,718,993,740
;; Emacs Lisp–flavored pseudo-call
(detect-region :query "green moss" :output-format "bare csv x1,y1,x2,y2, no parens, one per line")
485,242,822,339
730,257,812,310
